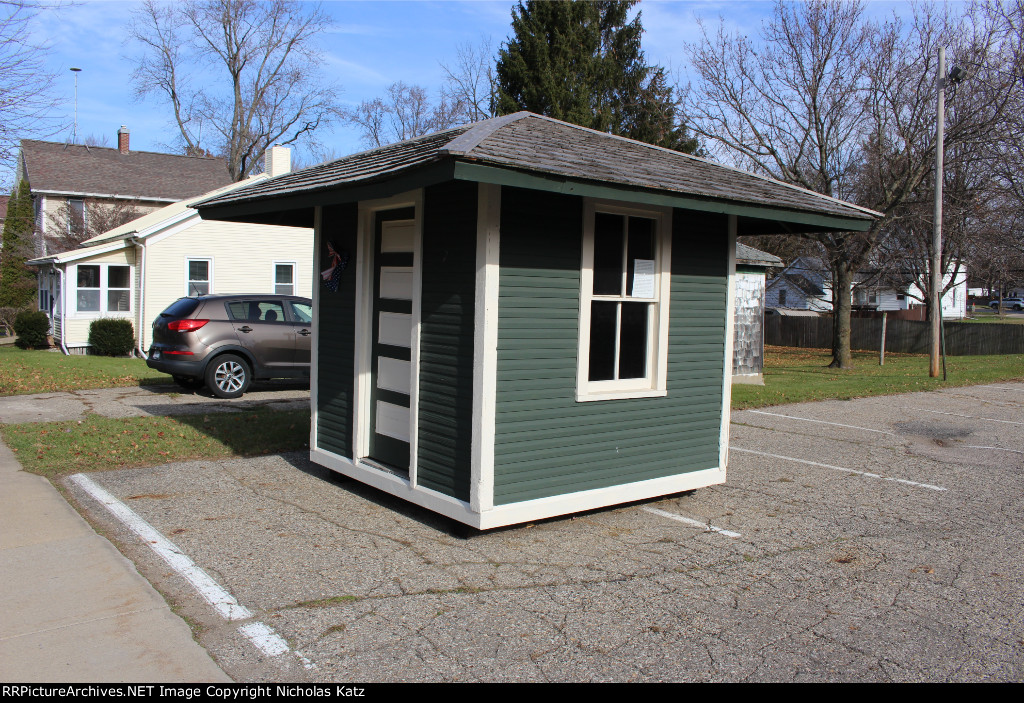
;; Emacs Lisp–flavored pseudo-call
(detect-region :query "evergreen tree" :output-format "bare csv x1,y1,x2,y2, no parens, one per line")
494,0,698,153
0,180,37,310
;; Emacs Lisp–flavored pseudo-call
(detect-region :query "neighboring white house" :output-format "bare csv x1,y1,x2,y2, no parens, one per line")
28,147,312,355
766,256,969,319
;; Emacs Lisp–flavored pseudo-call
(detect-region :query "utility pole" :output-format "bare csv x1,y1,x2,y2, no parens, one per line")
930,48,945,379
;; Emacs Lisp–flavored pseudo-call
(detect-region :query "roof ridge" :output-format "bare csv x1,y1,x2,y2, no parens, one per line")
439,112,533,156
20,138,226,163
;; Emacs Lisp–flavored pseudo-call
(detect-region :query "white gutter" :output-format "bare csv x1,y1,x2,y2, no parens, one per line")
53,264,69,355
130,236,147,358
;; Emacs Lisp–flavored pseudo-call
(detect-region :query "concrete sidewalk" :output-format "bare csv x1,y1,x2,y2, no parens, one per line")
0,439,230,682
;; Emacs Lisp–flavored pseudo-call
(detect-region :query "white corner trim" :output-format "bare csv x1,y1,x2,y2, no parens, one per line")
719,215,738,473
471,183,500,513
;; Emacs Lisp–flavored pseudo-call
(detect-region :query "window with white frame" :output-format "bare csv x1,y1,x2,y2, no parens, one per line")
68,198,85,235
577,201,672,401
274,262,295,295
75,264,132,314
186,259,211,296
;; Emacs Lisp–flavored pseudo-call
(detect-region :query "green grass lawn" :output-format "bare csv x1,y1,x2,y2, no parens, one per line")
0,345,169,395
2,343,1022,479
731,345,1024,409
1,408,310,478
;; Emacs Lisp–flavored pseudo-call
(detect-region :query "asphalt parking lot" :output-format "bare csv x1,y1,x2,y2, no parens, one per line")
62,382,1024,682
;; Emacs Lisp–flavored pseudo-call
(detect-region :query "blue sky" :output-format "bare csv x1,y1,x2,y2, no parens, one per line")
18,0,929,179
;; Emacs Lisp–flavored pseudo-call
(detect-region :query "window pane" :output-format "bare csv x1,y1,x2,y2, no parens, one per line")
593,212,624,295
275,284,295,296
626,217,655,297
188,260,209,281
257,301,285,322
289,302,312,323
189,282,209,296
78,265,99,288
227,301,248,320
107,290,130,311
108,266,130,289
618,302,649,379
77,290,100,312
588,301,617,381
275,264,294,284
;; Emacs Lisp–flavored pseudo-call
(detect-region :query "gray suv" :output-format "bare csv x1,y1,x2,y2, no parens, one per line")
147,294,313,398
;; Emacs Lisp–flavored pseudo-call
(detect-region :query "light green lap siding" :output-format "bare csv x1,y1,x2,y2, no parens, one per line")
416,181,477,501
316,204,358,458
493,188,728,505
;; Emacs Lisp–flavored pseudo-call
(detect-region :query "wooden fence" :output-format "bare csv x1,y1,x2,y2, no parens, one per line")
765,315,1024,355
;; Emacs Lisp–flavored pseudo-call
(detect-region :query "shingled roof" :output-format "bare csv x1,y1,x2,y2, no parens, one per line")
736,242,783,268
197,112,878,232
20,139,231,202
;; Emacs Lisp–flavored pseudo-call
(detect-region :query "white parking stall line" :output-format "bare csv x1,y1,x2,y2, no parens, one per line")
642,507,741,538
743,410,896,436
70,473,315,670
964,445,1024,455
731,448,947,492
910,408,1024,426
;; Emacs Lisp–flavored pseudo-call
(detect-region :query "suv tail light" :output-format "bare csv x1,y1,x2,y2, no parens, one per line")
167,319,210,332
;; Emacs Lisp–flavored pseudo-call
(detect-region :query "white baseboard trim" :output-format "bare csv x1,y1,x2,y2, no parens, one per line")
311,447,725,530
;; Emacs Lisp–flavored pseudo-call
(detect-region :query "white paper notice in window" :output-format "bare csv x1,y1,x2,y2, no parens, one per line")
631,259,656,298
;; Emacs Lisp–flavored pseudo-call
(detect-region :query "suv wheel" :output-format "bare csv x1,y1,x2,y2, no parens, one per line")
206,354,251,399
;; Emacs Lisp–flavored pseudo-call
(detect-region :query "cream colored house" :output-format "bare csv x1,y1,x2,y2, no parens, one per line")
29,148,312,355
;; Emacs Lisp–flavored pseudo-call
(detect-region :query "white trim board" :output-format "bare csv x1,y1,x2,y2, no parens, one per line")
312,446,726,530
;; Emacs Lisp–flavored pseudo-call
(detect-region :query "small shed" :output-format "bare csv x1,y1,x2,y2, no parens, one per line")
733,243,783,384
197,112,876,529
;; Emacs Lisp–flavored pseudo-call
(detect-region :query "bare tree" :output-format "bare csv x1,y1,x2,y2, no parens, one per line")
45,199,143,253
685,0,1010,367
129,0,341,181
0,1,62,172
440,37,495,123
348,82,465,148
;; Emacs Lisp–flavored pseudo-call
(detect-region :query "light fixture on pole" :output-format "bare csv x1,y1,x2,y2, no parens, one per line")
70,67,82,145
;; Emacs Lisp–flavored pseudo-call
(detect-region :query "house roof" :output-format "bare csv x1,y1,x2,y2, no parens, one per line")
196,112,880,234
27,175,273,265
736,242,783,268
19,139,231,202
768,272,826,297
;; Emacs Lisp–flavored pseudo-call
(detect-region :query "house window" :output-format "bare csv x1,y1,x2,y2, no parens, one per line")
577,201,672,401
187,259,211,296
274,262,295,295
68,198,86,235
107,266,131,311
778,289,787,306
74,264,132,314
77,265,101,312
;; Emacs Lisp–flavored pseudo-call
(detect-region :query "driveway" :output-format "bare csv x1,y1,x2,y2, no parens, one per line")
49,382,1024,681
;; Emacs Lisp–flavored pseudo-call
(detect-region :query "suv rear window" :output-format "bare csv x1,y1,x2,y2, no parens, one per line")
160,298,202,318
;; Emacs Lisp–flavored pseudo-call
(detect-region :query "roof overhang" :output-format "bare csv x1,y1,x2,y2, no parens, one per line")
197,158,874,236
27,239,130,266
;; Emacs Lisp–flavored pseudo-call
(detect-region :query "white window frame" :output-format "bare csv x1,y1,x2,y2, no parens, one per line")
273,261,296,296
72,263,133,317
185,257,213,297
576,200,672,402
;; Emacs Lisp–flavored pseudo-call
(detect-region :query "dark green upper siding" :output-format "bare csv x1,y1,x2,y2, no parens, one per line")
493,187,728,505
416,181,478,500
316,203,359,458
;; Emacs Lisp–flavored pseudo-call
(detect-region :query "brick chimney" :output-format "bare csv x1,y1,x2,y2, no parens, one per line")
117,125,130,154
264,145,291,178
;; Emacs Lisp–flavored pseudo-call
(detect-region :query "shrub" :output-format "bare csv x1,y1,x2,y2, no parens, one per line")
13,310,50,349
88,318,136,357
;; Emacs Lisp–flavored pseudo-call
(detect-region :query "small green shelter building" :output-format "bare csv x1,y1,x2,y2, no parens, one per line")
197,112,876,529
